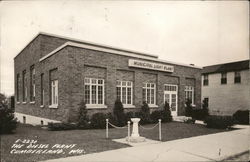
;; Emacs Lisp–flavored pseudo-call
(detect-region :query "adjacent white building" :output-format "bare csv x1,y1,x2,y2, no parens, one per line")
202,60,250,116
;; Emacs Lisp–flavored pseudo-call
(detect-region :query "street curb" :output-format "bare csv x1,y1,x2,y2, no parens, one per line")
217,150,249,161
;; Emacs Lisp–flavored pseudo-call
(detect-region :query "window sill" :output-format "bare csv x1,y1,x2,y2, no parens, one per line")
40,105,45,108
49,105,58,109
30,101,35,104
86,104,107,109
17,102,20,104
22,102,27,104
148,104,159,108
123,105,136,108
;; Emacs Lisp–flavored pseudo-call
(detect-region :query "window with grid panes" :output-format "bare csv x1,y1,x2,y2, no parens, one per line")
142,83,156,105
84,78,104,105
116,80,133,105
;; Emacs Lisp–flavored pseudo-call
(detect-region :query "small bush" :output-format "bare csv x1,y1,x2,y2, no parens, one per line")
134,111,141,118
204,115,234,129
233,110,249,125
192,98,209,120
139,102,151,124
150,110,163,123
202,98,209,117
150,102,172,123
125,111,135,122
48,122,77,131
185,99,193,117
77,101,90,129
0,93,18,134
90,113,106,129
107,112,117,125
162,101,172,122
113,99,126,126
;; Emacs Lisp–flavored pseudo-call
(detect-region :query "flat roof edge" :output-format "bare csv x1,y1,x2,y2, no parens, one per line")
39,32,159,59
40,41,202,69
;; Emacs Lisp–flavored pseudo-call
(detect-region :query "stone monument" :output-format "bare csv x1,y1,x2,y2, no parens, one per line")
126,118,146,143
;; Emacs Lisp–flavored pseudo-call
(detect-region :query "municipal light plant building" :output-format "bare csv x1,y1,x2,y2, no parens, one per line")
14,33,202,125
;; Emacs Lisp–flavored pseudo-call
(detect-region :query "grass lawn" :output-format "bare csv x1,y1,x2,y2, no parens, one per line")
1,122,228,162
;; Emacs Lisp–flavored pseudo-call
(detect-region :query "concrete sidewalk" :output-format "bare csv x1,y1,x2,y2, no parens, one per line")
44,125,249,162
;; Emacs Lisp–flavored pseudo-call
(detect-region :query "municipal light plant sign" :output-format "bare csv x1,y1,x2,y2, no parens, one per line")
128,59,174,72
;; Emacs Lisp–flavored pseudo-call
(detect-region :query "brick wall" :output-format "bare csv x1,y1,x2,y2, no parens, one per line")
15,38,72,122
66,46,201,121
14,34,202,122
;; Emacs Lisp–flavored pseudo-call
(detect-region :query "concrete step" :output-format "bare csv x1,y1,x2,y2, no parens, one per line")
173,116,192,122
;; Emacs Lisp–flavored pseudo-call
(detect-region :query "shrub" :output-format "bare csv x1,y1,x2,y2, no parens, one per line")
150,110,163,123
162,101,172,122
113,99,126,126
125,111,135,122
48,122,77,131
202,98,209,117
0,93,18,134
134,111,141,118
139,101,151,124
90,113,107,129
187,99,209,121
77,100,90,129
192,109,204,120
106,112,117,126
233,110,249,125
185,99,193,117
204,115,234,129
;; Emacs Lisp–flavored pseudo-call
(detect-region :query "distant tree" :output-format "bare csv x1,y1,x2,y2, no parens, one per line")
113,99,126,126
0,93,18,134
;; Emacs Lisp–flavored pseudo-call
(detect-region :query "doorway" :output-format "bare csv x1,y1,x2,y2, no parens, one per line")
164,84,178,116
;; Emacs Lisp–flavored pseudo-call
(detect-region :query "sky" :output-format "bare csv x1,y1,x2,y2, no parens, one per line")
0,1,249,96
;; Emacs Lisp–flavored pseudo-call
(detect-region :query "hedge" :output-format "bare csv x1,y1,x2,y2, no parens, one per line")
233,110,249,125
204,115,234,129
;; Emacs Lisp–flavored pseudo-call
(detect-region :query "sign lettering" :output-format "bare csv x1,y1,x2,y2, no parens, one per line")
128,59,174,72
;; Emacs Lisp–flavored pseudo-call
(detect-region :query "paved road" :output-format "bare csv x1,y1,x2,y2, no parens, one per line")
43,125,249,162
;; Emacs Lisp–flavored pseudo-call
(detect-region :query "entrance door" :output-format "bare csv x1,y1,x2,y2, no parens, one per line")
164,84,178,116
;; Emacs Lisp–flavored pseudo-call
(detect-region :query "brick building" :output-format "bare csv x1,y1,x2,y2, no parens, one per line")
202,60,250,115
14,32,201,125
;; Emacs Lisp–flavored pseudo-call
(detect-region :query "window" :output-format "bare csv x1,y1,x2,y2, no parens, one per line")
203,97,209,107
84,78,104,105
221,72,227,84
49,69,58,108
142,83,156,105
116,80,133,105
185,86,194,104
22,70,27,102
16,74,20,102
30,66,35,102
41,73,44,106
23,116,26,124
164,85,177,91
203,74,209,86
234,71,241,83
50,80,58,106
